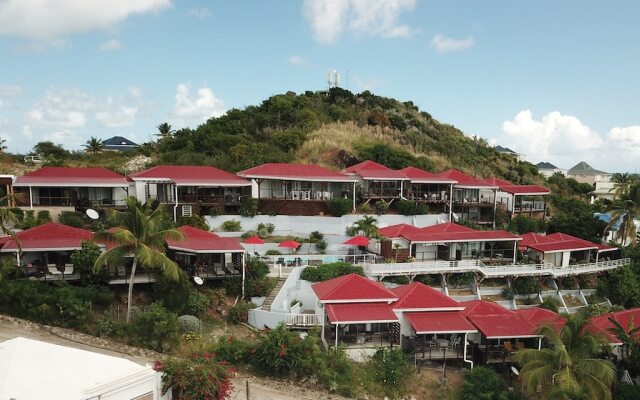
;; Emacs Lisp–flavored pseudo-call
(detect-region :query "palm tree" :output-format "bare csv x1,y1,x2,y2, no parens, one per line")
0,193,21,236
156,122,174,139
514,314,615,400
353,215,378,238
607,316,640,361
83,137,104,154
609,173,636,200
605,184,640,246
94,197,184,323
0,137,7,153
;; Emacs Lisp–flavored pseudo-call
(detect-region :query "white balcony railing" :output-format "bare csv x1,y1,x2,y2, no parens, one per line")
285,313,323,327
365,258,631,278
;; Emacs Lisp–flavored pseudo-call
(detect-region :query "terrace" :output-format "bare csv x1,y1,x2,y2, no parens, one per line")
343,161,409,201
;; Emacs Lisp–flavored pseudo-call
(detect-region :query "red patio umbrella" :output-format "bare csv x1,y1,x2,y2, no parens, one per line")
342,235,369,246
245,236,265,244
245,236,265,255
279,240,301,254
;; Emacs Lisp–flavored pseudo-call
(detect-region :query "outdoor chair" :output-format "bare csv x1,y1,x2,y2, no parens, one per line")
503,341,515,354
47,265,62,276
63,264,74,275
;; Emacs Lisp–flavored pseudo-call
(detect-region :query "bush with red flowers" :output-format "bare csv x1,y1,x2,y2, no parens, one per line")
154,353,234,400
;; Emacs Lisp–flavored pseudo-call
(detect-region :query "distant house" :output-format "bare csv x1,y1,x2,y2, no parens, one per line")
482,177,550,219
343,160,409,202
103,136,139,151
535,162,567,178
435,169,498,226
567,161,611,185
494,145,523,161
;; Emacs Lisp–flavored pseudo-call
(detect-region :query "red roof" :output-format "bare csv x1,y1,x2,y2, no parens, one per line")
460,300,537,338
391,282,463,310
435,169,497,189
129,166,250,186
401,222,520,243
0,223,93,251
399,167,456,184
587,308,640,344
326,302,399,323
482,177,550,195
238,163,356,182
405,312,477,334
166,226,244,253
13,167,128,187
515,307,566,331
378,223,424,239
519,232,612,253
343,161,408,180
312,273,397,303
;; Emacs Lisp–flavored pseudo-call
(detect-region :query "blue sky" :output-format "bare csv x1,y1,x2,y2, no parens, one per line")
0,0,639,172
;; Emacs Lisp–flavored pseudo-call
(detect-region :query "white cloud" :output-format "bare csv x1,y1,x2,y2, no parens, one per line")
354,76,383,91
430,34,475,53
26,88,94,129
302,0,415,44
95,100,137,128
498,110,640,172
100,39,122,51
0,85,24,98
171,83,226,126
0,0,171,40
288,55,310,67
187,8,213,19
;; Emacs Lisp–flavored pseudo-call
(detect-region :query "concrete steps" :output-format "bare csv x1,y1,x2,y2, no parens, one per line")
262,278,286,309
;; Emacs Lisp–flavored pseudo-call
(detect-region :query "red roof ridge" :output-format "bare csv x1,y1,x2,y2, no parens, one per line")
391,282,462,310
312,273,397,303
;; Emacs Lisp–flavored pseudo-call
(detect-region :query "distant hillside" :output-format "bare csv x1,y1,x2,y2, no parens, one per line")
155,88,541,183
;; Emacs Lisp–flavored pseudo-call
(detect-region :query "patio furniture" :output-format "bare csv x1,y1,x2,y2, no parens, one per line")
435,338,449,350
503,341,515,353
63,264,74,275
517,342,526,350
47,264,62,276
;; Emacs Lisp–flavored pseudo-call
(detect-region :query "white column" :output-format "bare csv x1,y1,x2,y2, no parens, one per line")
448,184,453,222
241,253,246,299
492,189,497,228
352,182,356,211
173,184,179,222
512,241,517,264
28,185,33,209
335,324,339,347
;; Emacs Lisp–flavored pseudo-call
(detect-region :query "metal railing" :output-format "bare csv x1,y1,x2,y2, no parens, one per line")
365,258,631,278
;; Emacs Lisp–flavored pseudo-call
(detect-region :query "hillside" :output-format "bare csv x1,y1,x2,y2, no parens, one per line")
155,88,541,183
2,88,540,184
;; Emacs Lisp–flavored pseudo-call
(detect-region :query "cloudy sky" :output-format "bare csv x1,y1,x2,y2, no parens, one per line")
0,0,639,172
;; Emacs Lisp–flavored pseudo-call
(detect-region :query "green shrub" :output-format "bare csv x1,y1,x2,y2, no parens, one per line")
210,335,251,365
186,291,211,317
252,324,324,378
460,366,509,400
246,259,270,280
448,272,474,287
176,214,210,231
539,297,561,313
396,200,429,216
365,348,412,399
384,276,410,285
374,200,390,215
315,239,328,253
328,197,351,217
309,231,324,242
300,262,364,282
96,315,124,338
128,303,180,352
513,276,539,295
507,215,546,234
239,197,259,217
36,210,52,224
220,219,242,232
226,301,253,324
22,210,37,228
265,249,282,255
59,211,85,228
318,347,356,397
613,384,640,400
152,270,193,314
70,240,109,285
178,315,201,333
155,353,234,400
257,222,275,234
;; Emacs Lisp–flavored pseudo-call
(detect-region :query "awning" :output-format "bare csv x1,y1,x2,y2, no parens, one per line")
326,303,398,324
467,314,538,339
405,312,477,334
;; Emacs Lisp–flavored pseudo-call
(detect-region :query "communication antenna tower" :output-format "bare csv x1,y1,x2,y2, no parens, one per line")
327,69,340,89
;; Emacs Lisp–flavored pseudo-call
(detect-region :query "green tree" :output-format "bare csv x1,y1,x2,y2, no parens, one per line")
460,366,509,400
32,141,69,160
514,314,615,400
605,185,639,246
607,316,640,361
94,197,184,322
610,173,636,200
156,122,174,139
83,136,104,154
352,215,378,238
0,194,19,237
0,137,6,153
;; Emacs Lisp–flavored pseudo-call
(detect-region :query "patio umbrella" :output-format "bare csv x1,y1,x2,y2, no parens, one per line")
245,236,265,255
342,235,369,246
279,240,301,254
